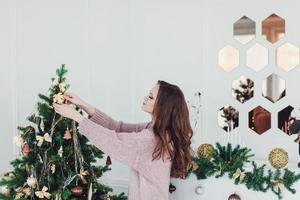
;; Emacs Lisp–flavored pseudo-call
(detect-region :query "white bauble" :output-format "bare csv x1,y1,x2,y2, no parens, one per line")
195,185,204,195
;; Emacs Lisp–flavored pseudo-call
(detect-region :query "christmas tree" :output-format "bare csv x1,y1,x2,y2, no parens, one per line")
0,65,127,200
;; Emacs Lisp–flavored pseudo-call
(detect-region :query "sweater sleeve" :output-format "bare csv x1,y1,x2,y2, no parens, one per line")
79,118,153,170
88,108,151,133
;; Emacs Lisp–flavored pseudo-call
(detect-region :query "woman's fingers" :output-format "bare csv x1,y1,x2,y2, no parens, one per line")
64,93,73,100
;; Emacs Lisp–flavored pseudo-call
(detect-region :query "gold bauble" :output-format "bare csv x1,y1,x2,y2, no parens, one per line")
268,148,289,169
197,143,214,160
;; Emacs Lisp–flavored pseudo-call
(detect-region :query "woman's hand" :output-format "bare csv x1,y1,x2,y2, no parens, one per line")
63,92,86,108
53,103,85,123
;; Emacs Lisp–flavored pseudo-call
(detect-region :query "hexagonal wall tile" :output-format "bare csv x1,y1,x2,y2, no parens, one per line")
232,75,254,103
278,105,294,135
218,45,239,72
249,106,271,134
262,73,286,103
262,13,285,43
233,16,256,44
246,43,268,71
218,105,239,132
276,42,299,71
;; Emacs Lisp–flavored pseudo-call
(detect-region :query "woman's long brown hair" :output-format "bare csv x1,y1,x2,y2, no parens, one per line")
152,80,193,178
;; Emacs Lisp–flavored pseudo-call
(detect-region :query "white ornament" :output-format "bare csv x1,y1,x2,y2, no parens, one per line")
40,119,45,130
58,146,63,158
0,185,10,196
195,185,204,195
23,187,32,197
15,192,24,199
53,93,65,104
51,164,56,174
13,135,24,147
26,175,37,188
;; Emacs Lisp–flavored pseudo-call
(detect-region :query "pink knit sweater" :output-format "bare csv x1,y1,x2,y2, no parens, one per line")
79,109,171,200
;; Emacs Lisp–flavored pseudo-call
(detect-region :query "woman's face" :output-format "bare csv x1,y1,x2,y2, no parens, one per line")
142,84,160,114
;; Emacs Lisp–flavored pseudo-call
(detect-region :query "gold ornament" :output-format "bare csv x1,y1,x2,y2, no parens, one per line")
52,79,59,87
15,192,24,199
268,148,289,169
233,168,245,182
71,185,83,196
59,82,66,92
271,180,284,193
187,161,199,171
228,193,241,200
36,133,52,147
78,169,89,184
197,143,215,160
22,187,32,198
53,92,65,104
35,186,51,199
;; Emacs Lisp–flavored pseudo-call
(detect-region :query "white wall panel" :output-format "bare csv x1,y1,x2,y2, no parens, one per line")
1,0,300,199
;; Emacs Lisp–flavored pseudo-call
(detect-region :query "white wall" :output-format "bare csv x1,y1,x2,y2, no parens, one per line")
1,0,300,199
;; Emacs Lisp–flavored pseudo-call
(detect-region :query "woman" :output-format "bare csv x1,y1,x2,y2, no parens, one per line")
53,80,193,200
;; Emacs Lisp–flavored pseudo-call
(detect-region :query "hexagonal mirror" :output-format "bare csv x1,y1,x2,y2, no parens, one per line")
278,105,294,135
246,43,268,71
262,73,286,103
289,108,300,138
232,75,254,103
249,106,271,134
218,45,239,72
262,13,285,44
233,16,256,44
218,105,239,132
276,42,300,71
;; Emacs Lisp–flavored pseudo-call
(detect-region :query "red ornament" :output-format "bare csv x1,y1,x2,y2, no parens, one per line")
71,185,83,196
228,193,241,200
169,183,176,193
63,128,72,140
106,156,112,165
22,143,31,154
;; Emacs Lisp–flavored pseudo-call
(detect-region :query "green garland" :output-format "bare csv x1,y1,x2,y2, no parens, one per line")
190,143,300,199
